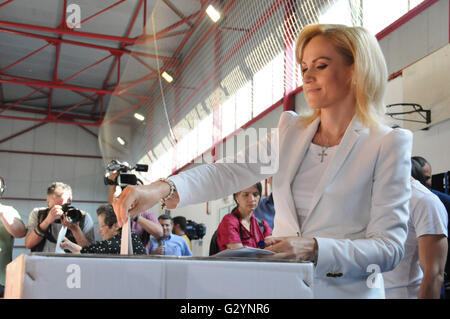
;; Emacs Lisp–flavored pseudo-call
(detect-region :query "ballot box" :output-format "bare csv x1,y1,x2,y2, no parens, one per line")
5,253,314,299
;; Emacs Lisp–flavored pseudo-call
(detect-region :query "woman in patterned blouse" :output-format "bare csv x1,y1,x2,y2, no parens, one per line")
60,204,146,255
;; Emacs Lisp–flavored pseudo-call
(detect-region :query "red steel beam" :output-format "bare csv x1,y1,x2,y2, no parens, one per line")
170,0,280,123
149,0,280,141
0,43,52,74
3,95,48,104
0,20,138,44
0,47,113,116
53,94,97,119
125,11,201,46
0,113,101,126
0,122,47,144
78,124,127,156
80,0,127,26
162,0,194,28
282,0,296,112
0,0,15,8
101,97,148,126
0,81,47,115
48,0,67,117
0,76,148,98
0,28,178,63
211,27,222,164
102,0,144,91
99,0,146,118
144,4,211,112
0,104,99,121
0,149,102,159
48,42,61,116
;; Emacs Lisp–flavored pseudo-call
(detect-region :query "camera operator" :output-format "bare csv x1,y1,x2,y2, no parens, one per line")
106,168,163,254
25,182,95,252
0,177,26,297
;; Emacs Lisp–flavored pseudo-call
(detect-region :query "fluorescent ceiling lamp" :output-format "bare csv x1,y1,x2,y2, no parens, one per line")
117,137,126,145
134,113,145,121
206,5,221,23
161,71,173,83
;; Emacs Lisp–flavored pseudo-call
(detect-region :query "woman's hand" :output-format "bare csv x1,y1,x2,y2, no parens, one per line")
60,214,80,232
60,238,81,254
113,181,179,227
264,237,318,262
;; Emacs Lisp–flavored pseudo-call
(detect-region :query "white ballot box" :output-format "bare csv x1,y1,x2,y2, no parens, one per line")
5,253,314,299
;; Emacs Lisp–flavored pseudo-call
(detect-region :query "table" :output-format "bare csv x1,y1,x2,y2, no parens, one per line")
5,253,314,299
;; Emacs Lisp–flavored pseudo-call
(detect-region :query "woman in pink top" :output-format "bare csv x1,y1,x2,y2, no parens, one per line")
217,182,272,251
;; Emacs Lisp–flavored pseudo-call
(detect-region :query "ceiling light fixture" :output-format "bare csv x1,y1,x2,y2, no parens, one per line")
134,113,145,121
161,71,173,83
117,137,126,145
206,5,221,23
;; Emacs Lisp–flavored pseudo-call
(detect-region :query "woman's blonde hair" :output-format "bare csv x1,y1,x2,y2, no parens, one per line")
296,24,388,128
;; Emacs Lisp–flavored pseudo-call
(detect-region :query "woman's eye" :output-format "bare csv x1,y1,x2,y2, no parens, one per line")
317,64,328,70
301,67,308,74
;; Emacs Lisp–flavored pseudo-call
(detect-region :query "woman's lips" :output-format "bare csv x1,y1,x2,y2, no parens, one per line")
306,88,321,93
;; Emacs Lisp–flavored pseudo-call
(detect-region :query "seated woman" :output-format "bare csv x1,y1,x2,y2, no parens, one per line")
60,204,146,255
217,182,272,251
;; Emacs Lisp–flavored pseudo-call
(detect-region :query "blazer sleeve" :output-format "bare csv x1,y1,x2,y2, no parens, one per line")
314,128,412,278
169,111,295,207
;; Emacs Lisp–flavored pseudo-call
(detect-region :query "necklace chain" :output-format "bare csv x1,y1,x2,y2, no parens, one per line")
317,124,344,163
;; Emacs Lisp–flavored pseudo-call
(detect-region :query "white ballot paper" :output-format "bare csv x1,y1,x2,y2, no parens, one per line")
55,225,68,254
211,246,275,258
120,218,133,255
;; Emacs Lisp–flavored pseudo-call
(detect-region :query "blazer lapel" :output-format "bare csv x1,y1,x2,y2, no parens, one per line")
273,117,320,236
305,116,364,224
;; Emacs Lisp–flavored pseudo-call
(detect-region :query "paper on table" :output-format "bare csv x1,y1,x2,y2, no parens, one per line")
211,246,275,258
120,218,133,255
55,225,67,254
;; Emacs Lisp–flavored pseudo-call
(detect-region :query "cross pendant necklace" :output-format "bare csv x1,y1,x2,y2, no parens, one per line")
319,146,329,162
318,129,330,163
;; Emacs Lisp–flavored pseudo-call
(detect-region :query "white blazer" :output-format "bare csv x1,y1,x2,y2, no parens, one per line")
170,111,412,298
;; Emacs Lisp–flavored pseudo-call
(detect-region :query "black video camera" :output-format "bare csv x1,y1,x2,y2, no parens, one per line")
185,220,207,240
104,160,149,188
61,203,82,224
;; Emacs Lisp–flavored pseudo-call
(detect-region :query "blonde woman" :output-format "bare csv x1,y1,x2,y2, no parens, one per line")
113,24,412,298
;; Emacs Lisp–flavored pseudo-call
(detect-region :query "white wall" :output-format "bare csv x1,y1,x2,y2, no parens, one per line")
412,118,450,175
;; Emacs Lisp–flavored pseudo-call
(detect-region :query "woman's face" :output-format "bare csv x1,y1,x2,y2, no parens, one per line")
300,35,355,111
97,214,118,241
235,185,260,213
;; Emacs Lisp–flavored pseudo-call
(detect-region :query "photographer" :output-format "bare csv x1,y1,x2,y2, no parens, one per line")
1,177,26,297
25,182,95,252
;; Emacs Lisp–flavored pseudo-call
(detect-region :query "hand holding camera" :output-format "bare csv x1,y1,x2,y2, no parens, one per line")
45,205,65,224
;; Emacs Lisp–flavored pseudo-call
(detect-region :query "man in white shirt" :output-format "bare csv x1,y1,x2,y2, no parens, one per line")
383,177,448,298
